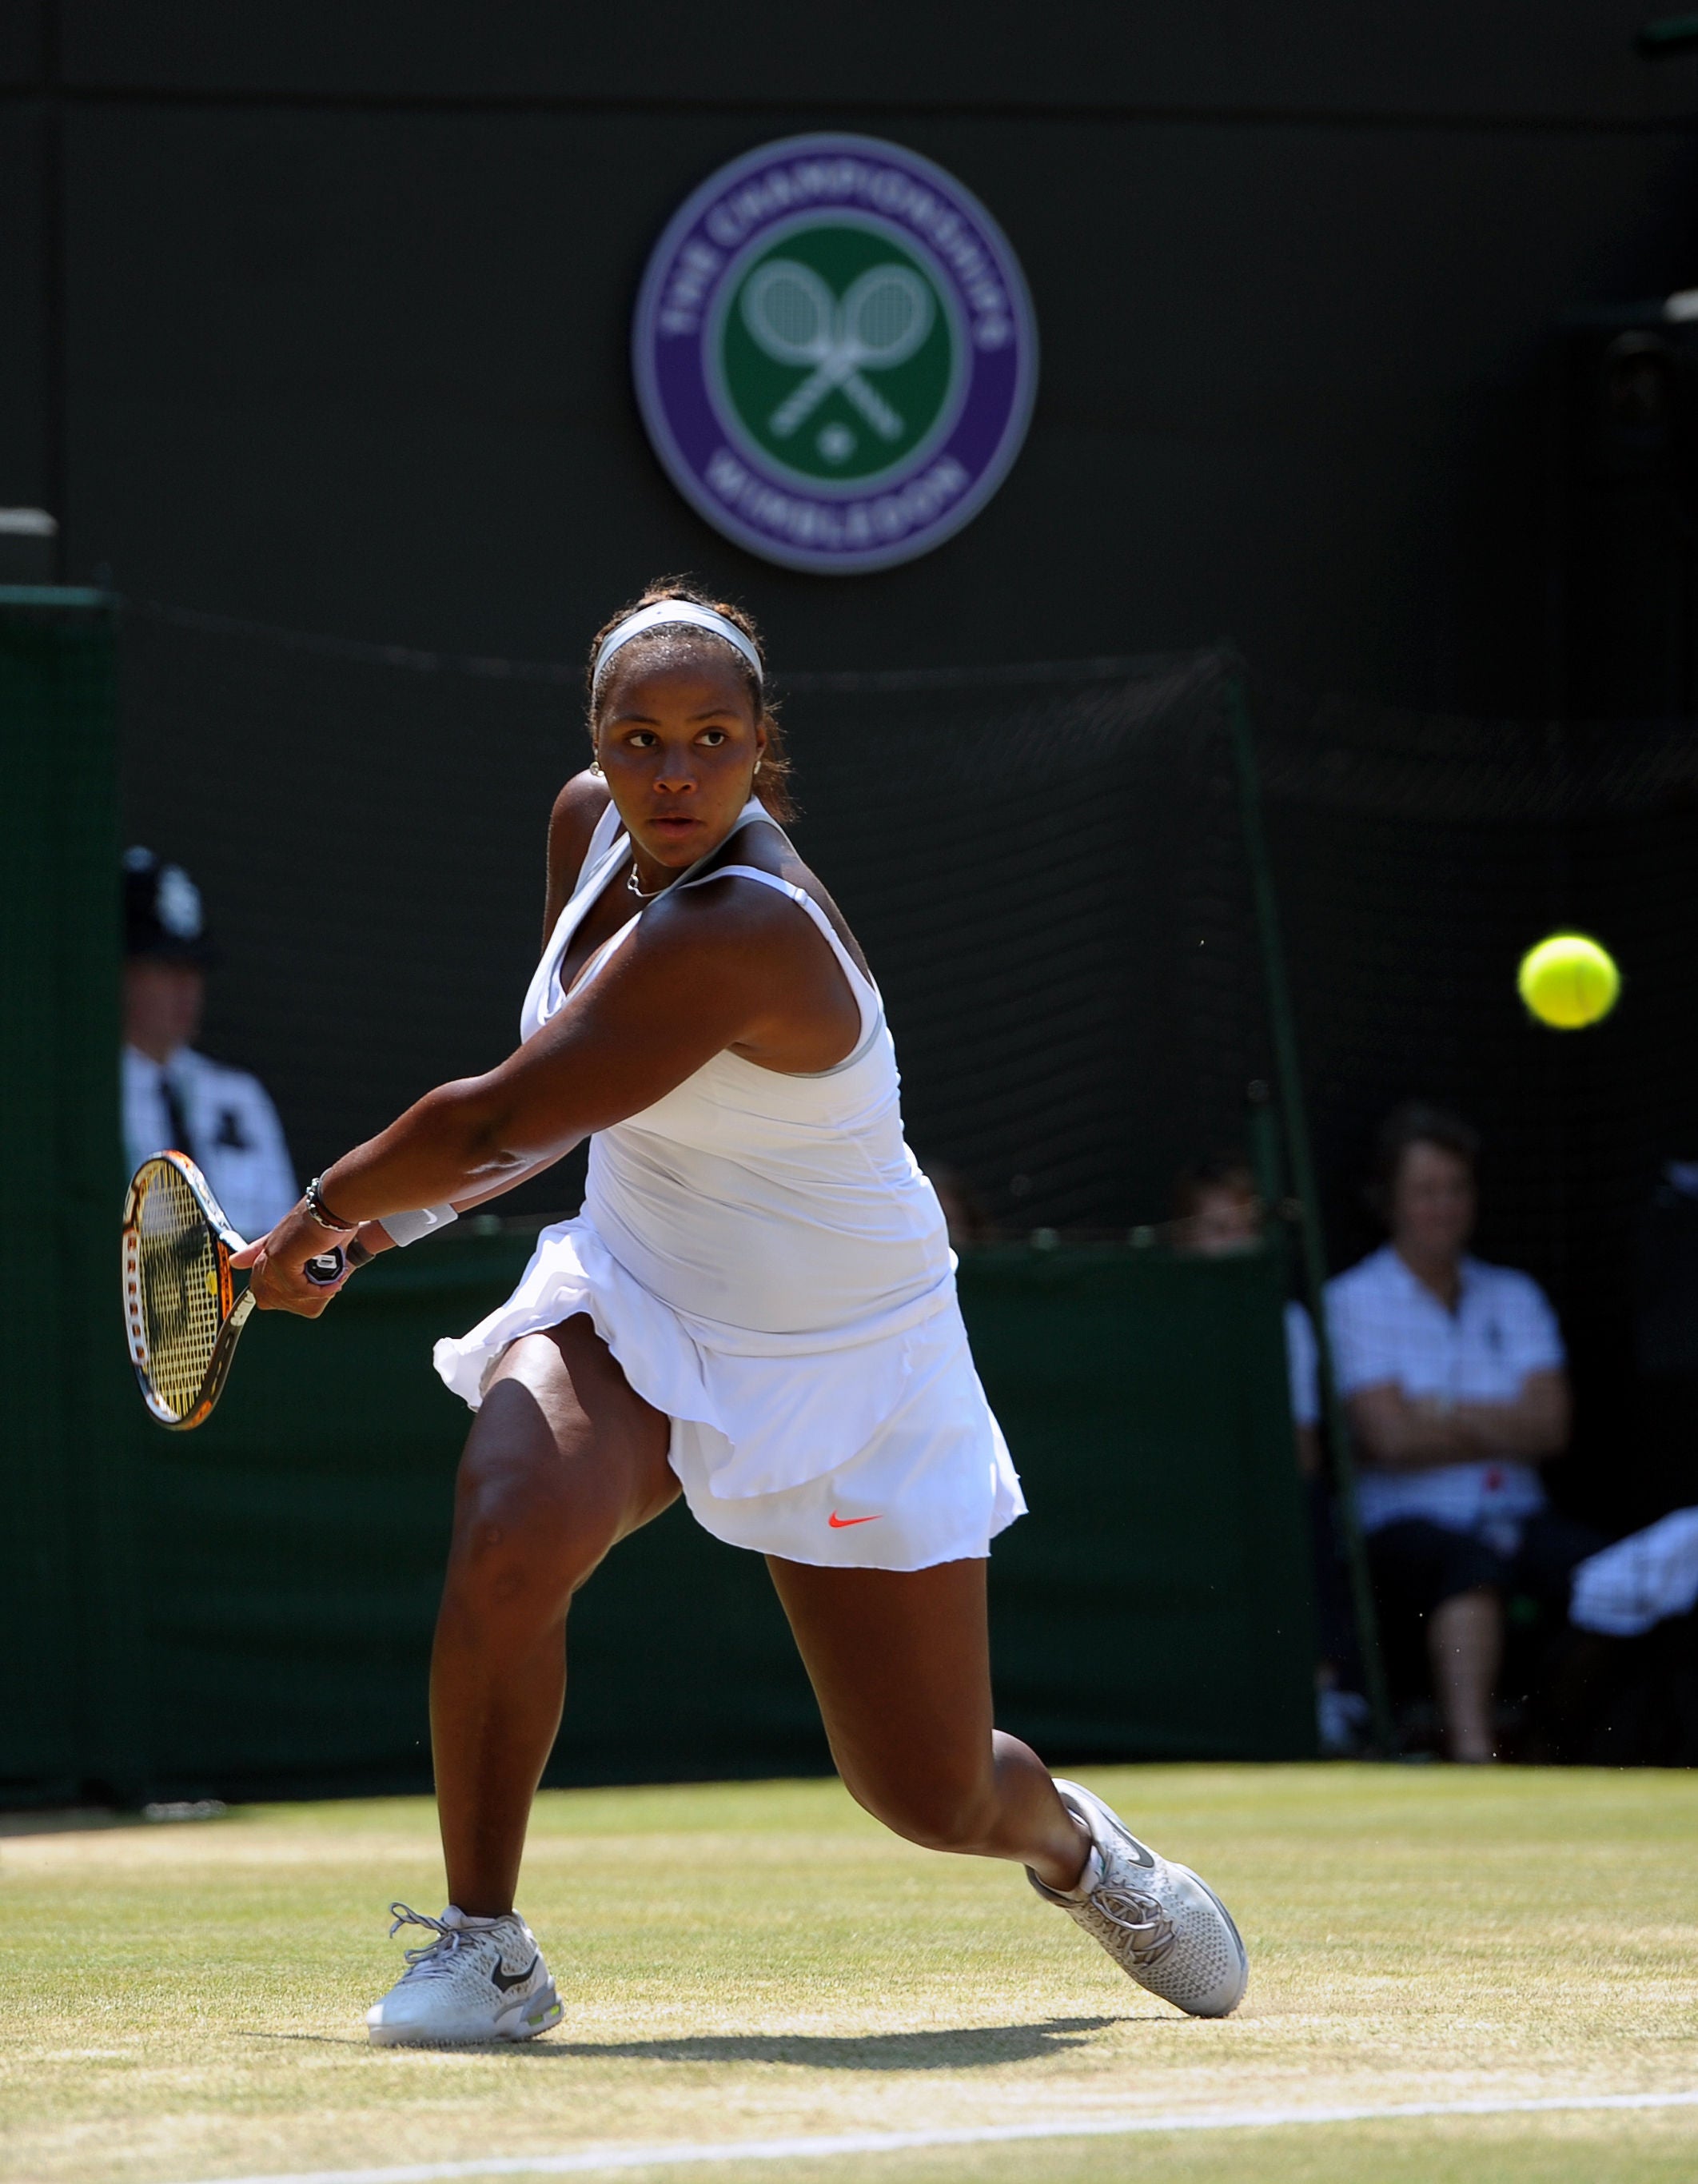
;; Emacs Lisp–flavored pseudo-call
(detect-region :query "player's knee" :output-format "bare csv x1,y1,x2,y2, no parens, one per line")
849,1769,998,1855
450,1448,606,1614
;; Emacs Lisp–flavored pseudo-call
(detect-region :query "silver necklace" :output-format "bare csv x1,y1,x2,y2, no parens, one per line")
627,861,669,902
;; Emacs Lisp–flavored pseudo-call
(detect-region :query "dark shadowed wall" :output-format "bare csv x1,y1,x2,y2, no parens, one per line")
4,4,1698,706
8,8,1698,1589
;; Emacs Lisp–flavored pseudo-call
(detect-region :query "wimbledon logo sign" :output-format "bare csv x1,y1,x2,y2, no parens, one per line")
633,134,1038,574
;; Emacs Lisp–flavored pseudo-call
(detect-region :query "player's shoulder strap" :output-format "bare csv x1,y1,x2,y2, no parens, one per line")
576,795,625,889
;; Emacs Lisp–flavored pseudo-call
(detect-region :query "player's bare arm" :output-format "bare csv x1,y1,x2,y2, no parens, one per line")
241,877,858,1313
349,766,684,1265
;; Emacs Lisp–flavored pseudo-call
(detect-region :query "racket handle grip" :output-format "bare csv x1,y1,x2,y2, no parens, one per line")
305,1248,346,1286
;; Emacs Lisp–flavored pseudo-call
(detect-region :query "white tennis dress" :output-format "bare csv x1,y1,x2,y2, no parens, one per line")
433,796,1025,1570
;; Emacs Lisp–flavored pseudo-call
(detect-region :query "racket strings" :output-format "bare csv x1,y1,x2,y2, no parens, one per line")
750,268,829,353
134,1162,225,1420
851,276,924,351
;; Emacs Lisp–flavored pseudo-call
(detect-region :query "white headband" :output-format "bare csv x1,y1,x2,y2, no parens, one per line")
592,601,763,691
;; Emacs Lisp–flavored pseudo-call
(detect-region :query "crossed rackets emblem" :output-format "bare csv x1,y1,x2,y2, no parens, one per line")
739,260,935,445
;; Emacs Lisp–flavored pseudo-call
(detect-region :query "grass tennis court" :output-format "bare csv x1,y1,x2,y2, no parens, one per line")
3,1766,1695,2184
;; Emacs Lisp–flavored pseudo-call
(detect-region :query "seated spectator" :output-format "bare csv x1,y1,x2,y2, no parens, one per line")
1327,1102,1597,1762
122,847,297,1242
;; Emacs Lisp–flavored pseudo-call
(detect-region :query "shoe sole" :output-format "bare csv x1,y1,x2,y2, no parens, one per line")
367,1981,564,2047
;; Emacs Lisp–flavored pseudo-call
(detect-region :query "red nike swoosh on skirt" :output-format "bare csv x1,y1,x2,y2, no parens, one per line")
828,1511,883,1528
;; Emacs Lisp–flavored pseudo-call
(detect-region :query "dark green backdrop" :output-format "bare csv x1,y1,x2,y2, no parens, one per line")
0,589,145,1805
1,595,1318,1804
11,1232,1317,1807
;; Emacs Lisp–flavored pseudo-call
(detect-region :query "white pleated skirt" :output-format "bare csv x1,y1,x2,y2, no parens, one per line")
432,1215,1026,1571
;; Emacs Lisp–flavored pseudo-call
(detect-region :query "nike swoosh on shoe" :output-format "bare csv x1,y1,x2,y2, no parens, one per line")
490,1955,539,1993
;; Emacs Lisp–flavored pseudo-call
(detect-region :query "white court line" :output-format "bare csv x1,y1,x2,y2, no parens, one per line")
169,2087,1698,2184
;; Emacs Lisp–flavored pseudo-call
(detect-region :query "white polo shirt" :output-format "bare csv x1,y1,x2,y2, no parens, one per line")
1325,1245,1564,1540
122,1044,298,1245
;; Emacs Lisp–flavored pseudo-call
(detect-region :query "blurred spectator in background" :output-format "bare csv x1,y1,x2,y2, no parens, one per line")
1172,1158,1369,1754
1172,1158,1321,1473
1328,1102,1597,1763
1570,1508,1698,1638
122,847,297,1241
927,1161,995,1253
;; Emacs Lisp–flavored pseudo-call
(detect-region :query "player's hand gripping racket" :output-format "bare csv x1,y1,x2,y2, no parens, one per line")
121,1151,345,1429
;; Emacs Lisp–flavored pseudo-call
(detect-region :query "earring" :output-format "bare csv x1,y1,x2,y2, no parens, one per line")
753,757,764,776
589,757,603,775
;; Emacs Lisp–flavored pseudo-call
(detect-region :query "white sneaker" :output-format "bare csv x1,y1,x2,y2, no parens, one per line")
1029,1779,1248,2019
365,1903,564,2047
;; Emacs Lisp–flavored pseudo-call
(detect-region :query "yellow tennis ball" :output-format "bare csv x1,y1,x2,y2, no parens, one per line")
1517,933,1620,1030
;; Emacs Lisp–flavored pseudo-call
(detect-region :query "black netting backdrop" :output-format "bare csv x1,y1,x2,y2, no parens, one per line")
118,609,1698,1528
121,611,591,1214
1254,693,1698,1527
771,656,1266,1230
118,617,1270,1235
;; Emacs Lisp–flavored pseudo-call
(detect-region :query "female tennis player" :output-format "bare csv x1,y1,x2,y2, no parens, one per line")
237,584,1248,2043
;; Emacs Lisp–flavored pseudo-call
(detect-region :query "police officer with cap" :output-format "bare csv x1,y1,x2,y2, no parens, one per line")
122,847,297,1243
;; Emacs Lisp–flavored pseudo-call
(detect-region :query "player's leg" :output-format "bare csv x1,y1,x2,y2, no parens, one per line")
765,1556,1085,1884
432,1314,677,1915
367,1315,676,2047
767,1556,1248,2017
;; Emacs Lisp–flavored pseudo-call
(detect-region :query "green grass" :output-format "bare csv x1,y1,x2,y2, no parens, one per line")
2,1766,1695,2184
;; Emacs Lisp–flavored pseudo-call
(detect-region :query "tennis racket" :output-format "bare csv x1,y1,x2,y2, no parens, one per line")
121,1151,345,1430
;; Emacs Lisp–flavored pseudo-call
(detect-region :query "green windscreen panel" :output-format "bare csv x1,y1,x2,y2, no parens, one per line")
0,592,143,1804
1,591,1317,1802
2,1233,1314,1804
962,1245,1318,1761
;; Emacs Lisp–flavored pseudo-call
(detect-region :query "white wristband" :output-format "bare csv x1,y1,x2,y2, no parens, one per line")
383,1204,459,1249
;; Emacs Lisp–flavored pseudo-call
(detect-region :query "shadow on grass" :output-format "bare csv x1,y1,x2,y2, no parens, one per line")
243,2015,1136,2068
537,2016,1132,2068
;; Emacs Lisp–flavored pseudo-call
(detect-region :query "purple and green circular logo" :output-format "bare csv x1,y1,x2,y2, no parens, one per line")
633,134,1038,575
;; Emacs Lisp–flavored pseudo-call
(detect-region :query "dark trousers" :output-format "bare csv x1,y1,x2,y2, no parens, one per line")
1368,1509,1608,1749
1366,1508,1604,1624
